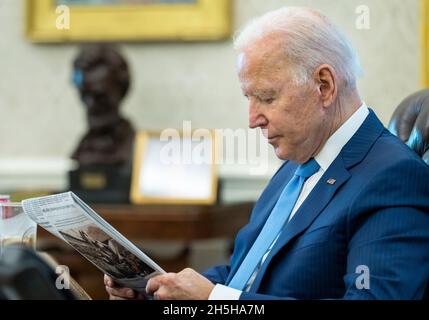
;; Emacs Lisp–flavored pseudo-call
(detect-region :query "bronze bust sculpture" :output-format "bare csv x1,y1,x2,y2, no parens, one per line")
71,45,135,166
69,45,135,203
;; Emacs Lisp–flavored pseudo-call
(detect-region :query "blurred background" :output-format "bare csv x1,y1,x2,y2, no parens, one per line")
0,0,423,196
0,0,425,299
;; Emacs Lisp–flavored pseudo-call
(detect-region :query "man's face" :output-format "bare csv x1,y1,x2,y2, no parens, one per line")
79,66,122,116
238,37,330,163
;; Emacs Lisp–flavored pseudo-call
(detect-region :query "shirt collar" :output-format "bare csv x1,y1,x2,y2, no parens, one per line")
315,102,370,171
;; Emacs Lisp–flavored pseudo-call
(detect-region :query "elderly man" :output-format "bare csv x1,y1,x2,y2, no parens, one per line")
105,7,429,300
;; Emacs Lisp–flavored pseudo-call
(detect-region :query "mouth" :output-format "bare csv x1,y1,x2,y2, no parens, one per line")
267,136,280,143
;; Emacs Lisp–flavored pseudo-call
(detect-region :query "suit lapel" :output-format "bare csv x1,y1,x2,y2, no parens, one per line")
226,162,297,283
249,157,350,291
248,109,386,292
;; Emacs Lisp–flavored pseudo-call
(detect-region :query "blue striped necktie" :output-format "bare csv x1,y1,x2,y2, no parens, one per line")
228,159,320,290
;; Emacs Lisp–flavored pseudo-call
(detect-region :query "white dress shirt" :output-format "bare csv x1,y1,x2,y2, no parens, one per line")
209,103,370,300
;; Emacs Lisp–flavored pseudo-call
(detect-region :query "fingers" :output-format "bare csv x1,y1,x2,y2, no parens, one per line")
104,274,114,287
146,277,160,295
104,274,135,300
106,285,135,300
153,287,169,300
108,293,127,301
146,273,178,300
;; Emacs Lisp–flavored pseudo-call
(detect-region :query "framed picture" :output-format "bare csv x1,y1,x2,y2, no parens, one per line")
130,131,218,205
422,0,429,87
25,0,231,42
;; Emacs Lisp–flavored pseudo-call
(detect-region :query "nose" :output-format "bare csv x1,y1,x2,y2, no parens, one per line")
248,99,268,129
83,95,96,110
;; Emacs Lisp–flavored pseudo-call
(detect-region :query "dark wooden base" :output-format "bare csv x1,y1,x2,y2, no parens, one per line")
68,164,132,204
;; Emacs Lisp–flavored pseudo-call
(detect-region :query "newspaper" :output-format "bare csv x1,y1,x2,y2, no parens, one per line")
22,192,165,293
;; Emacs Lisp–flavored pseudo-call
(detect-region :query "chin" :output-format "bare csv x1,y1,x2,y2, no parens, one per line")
274,147,289,161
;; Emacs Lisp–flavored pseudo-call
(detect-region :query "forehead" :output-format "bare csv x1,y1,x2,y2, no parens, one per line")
82,67,114,92
237,37,291,93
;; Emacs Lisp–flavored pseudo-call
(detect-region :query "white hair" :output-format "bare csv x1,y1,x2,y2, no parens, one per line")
234,7,363,89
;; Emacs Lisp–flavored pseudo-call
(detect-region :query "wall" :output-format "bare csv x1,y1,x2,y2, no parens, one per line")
0,0,422,199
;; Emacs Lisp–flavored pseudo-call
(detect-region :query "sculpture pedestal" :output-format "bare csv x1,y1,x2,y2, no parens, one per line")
68,164,131,204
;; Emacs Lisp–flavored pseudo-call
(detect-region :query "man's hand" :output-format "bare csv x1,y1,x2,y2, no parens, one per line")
146,268,215,300
104,275,145,300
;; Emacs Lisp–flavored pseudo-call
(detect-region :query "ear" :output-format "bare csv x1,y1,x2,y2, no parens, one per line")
314,64,337,107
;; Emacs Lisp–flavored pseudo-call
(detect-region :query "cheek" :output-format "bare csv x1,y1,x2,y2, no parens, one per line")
106,93,122,109
275,98,306,128
290,101,321,133
273,112,304,136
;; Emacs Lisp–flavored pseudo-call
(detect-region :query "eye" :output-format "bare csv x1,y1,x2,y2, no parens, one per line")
262,97,275,104
94,92,108,102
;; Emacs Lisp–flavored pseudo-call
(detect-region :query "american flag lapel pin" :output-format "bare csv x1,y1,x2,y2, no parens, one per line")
327,178,336,185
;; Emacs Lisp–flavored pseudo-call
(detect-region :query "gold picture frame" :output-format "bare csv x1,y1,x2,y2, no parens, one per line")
422,0,429,87
25,0,232,42
130,130,218,205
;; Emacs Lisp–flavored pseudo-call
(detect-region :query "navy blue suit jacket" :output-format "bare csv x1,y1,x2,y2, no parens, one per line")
204,111,429,299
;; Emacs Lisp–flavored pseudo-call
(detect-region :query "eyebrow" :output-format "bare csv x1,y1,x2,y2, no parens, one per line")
247,90,277,97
